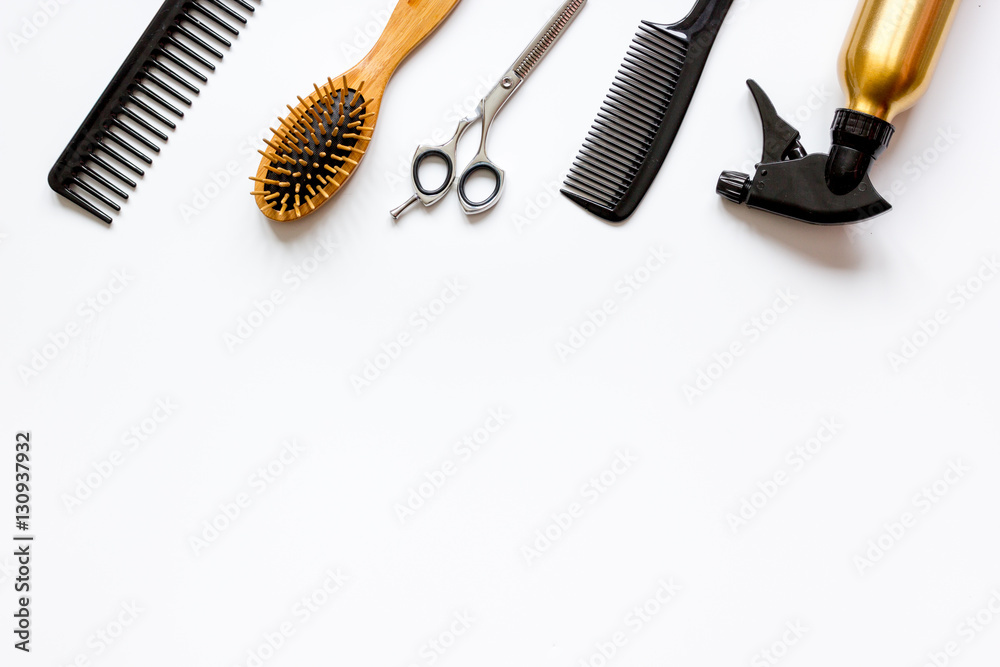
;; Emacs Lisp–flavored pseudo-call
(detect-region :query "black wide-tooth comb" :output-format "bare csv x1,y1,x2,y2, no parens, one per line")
47,0,260,224
561,0,733,223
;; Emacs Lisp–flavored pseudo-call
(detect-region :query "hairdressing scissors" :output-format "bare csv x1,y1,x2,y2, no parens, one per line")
390,0,586,220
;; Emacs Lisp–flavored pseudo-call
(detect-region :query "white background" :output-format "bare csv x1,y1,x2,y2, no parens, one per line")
2,0,1000,665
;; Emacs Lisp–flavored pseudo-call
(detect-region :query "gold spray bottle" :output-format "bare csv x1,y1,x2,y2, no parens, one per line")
717,0,963,225
840,0,962,122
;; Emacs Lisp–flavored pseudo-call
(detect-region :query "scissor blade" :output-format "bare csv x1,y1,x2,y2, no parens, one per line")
510,0,587,80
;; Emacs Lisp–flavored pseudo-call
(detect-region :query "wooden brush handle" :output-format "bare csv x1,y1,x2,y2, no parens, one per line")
354,0,463,88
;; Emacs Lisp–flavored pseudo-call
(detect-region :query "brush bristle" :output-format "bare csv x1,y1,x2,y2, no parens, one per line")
562,23,688,214
252,77,375,221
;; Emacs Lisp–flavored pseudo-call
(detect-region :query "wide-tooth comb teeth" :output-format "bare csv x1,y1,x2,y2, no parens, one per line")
48,0,259,224
110,117,161,152
188,2,240,35
144,72,193,105
205,0,249,24
149,60,200,93
180,12,231,46
88,154,137,187
164,35,217,70
97,144,144,175
156,47,208,82
119,106,169,141
133,83,185,117
174,24,224,57
127,94,177,128
78,164,129,200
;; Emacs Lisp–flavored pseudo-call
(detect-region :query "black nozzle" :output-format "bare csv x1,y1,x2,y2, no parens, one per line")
717,171,752,204
825,109,894,195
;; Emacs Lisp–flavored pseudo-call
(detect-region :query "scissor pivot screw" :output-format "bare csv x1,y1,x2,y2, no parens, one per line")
502,77,513,88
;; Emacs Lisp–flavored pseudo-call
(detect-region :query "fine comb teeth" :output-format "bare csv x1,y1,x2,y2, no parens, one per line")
562,23,687,222
561,1,734,223
251,78,375,222
47,0,260,224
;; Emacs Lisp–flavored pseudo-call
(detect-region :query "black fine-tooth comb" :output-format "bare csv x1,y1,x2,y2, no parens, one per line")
47,0,259,224
561,0,733,223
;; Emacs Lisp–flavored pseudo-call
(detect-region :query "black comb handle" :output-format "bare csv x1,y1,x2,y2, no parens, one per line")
48,0,258,224
561,0,734,223
669,0,734,34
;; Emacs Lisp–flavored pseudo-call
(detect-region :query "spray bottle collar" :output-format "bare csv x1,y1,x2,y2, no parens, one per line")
831,109,895,159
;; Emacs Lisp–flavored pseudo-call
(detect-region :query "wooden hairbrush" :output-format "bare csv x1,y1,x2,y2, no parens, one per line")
251,0,463,221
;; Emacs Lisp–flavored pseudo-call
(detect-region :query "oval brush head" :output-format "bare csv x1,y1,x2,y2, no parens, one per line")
249,0,463,221
252,76,375,221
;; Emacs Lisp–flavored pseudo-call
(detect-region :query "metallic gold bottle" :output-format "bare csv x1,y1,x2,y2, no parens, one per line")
839,0,962,122
823,0,962,195
716,0,965,224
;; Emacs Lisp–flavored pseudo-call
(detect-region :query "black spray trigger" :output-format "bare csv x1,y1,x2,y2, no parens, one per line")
717,79,892,225
746,80,807,164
